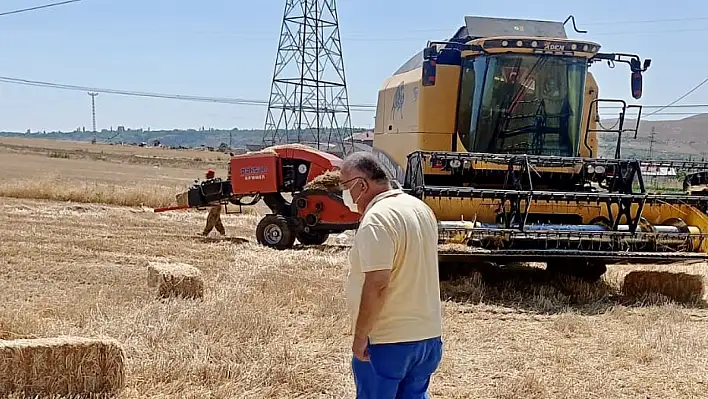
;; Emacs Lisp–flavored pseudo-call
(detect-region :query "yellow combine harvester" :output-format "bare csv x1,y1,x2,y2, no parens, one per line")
370,15,708,281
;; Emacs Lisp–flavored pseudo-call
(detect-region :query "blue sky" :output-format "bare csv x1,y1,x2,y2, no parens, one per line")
0,0,706,133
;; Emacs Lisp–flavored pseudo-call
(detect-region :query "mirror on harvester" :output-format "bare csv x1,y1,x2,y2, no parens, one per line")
631,71,643,99
422,46,438,87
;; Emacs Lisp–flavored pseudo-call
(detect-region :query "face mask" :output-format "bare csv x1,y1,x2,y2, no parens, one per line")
342,189,358,213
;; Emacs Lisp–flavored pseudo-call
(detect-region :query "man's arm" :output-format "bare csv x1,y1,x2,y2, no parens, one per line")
351,219,396,336
351,220,395,361
354,269,391,339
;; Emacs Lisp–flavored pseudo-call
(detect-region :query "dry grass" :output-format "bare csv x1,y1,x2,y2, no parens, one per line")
2,138,708,398
0,144,206,208
0,175,184,209
0,136,231,168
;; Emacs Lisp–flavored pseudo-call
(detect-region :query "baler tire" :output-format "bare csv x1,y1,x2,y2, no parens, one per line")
256,214,295,250
296,231,330,246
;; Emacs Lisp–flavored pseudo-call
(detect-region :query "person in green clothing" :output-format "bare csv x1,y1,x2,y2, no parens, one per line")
201,169,225,237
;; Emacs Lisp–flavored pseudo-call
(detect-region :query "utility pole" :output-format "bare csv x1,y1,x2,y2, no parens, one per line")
88,92,98,143
648,126,656,159
647,126,657,189
262,0,354,156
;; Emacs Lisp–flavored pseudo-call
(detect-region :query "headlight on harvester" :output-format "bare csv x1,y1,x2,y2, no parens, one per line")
586,164,606,175
450,159,462,169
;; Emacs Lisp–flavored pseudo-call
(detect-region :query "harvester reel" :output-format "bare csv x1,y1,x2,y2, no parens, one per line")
663,217,694,251
663,217,690,233
256,214,296,250
588,216,611,229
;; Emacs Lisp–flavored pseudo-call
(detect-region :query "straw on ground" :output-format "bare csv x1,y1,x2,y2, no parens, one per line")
2,138,708,398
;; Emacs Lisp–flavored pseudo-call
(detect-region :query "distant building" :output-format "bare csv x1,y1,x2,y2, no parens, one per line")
641,165,677,177
345,130,373,146
244,129,375,157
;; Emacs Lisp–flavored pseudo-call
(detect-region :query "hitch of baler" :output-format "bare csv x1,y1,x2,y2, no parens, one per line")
154,178,241,213
180,178,234,208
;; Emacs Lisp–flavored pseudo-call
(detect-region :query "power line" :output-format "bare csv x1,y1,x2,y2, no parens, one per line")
0,0,82,17
598,104,708,110
0,75,376,111
577,16,708,26
590,26,708,37
634,112,708,116
47,16,708,43
644,76,708,117
0,75,707,117
343,27,708,42
402,16,708,32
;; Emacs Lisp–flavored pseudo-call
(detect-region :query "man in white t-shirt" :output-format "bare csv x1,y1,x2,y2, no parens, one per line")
340,151,443,398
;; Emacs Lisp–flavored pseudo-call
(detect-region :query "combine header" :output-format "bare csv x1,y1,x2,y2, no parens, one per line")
367,15,708,281
407,152,708,272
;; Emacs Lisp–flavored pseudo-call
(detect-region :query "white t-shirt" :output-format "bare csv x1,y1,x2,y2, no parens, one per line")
346,189,443,344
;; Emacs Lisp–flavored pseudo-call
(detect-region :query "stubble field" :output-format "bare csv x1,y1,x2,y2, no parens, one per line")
2,138,708,398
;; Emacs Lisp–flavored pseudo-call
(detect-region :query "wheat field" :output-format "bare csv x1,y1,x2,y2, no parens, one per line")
2,139,708,398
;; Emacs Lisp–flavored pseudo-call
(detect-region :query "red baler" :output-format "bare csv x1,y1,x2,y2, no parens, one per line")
156,144,360,249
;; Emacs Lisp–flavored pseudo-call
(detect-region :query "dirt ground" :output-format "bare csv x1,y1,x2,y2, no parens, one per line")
2,139,708,398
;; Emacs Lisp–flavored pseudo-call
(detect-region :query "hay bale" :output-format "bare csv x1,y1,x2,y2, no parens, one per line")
147,261,204,299
0,336,125,396
304,169,342,192
622,271,705,304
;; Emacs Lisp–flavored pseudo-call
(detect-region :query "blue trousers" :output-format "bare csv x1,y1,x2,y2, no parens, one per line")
351,337,443,399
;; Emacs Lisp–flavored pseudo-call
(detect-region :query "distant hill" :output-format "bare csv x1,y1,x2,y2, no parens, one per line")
597,114,708,160
0,128,261,149
0,127,369,150
2,113,706,160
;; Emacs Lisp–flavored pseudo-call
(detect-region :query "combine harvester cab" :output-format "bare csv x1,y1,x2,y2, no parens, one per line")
370,15,708,281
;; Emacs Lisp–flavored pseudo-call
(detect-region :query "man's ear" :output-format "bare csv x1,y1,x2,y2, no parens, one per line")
361,179,371,193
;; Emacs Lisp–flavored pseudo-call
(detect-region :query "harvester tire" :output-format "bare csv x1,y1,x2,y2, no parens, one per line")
296,231,330,246
256,214,295,250
546,260,607,283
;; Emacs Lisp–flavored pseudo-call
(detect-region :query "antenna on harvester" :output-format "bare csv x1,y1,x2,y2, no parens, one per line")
262,0,355,157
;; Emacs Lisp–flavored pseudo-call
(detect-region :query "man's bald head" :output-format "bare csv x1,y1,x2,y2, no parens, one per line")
341,151,392,186
340,151,394,213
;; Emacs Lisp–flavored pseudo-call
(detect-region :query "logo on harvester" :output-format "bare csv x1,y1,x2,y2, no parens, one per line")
391,81,405,120
240,165,267,181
